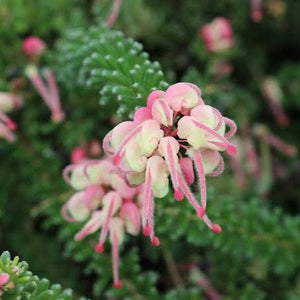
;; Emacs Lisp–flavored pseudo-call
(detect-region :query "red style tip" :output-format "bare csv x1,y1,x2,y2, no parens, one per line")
94,243,104,253
197,206,206,218
6,120,17,131
174,189,184,201
113,280,123,289
151,236,160,247
211,224,222,234
143,226,151,236
227,144,237,156
52,111,65,123
113,154,121,165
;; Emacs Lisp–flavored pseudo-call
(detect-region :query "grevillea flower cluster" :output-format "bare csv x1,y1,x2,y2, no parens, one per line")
23,36,65,123
0,92,22,142
62,157,141,288
103,82,237,246
200,17,234,53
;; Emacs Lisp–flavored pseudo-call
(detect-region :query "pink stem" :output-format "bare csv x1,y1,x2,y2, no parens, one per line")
192,119,237,155
107,0,122,28
28,73,53,108
223,117,237,139
97,198,115,247
178,173,201,213
261,133,297,157
166,140,183,200
208,154,224,177
112,232,122,288
193,150,207,213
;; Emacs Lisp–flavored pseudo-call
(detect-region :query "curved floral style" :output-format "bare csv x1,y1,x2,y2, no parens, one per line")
103,82,237,246
62,157,141,288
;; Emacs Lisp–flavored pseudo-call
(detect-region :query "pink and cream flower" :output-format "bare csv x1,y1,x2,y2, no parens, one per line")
103,82,237,246
200,17,234,52
62,157,141,288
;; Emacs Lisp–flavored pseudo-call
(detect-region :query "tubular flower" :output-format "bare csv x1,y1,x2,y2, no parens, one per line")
25,65,65,123
253,124,297,157
261,77,289,127
103,82,237,245
62,157,141,288
200,17,234,52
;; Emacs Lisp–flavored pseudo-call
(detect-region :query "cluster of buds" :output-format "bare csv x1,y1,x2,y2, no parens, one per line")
22,36,64,123
70,140,102,164
103,82,237,245
0,92,22,142
200,17,234,53
251,0,263,22
62,157,141,288
261,77,289,127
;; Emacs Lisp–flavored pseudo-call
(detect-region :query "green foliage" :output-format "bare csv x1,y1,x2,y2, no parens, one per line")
0,251,84,299
54,25,168,119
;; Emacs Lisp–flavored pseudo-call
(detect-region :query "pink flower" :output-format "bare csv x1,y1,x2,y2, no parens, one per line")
22,36,46,58
62,157,141,288
107,0,123,28
70,146,87,164
89,139,102,157
261,78,289,127
0,273,9,286
25,65,65,123
200,17,234,52
104,82,237,245
0,112,17,143
253,124,297,157
0,92,23,113
251,0,263,22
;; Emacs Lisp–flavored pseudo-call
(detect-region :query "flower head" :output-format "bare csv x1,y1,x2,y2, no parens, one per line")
0,273,9,287
104,82,237,245
22,36,46,58
200,17,234,52
0,92,23,113
62,156,141,288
